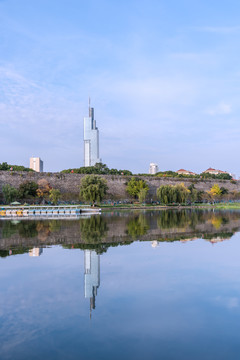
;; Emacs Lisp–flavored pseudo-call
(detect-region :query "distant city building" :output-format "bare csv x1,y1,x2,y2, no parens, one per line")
30,157,43,172
84,100,100,167
177,169,196,176
203,167,229,175
29,247,43,257
149,163,159,175
84,250,100,316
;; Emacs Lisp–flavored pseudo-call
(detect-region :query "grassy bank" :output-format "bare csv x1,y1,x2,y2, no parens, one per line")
100,203,211,211
100,202,240,211
214,202,240,209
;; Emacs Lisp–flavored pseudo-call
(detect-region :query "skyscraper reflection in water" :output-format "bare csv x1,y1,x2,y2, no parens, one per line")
29,248,43,257
84,250,100,317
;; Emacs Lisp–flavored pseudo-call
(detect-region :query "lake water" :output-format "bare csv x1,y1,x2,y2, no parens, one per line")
1,209,240,359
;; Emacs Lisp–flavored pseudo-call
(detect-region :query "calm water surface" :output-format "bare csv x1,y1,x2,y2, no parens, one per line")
1,209,240,359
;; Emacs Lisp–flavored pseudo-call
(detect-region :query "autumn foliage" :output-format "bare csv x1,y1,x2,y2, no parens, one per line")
36,179,52,199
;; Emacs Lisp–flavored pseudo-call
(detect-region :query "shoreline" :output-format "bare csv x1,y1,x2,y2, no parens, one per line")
100,203,240,211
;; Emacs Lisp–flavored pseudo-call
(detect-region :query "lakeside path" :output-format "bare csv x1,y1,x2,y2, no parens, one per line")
100,203,240,211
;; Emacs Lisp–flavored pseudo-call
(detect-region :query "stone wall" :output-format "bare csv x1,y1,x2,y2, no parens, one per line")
0,171,239,200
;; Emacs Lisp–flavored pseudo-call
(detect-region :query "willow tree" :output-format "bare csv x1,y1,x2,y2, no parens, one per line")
138,188,149,203
175,183,190,203
79,175,108,204
126,177,149,200
157,183,189,204
2,184,18,204
49,188,61,205
156,185,175,204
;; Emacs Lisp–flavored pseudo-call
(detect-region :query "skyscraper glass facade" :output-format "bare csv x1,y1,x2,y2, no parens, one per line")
84,105,100,166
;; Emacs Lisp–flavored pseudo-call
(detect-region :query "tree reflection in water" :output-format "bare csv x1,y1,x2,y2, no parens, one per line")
157,210,190,230
126,214,149,238
0,210,240,257
79,215,108,243
2,221,38,239
156,209,230,231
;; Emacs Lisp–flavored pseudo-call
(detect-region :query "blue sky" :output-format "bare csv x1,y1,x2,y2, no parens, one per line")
0,0,240,175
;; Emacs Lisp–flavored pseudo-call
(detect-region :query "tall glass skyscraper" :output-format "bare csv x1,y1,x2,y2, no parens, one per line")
84,102,100,166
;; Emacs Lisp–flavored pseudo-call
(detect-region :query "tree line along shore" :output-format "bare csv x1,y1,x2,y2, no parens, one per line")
0,161,233,180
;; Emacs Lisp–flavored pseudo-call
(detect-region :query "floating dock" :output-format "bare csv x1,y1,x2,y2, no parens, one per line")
0,205,101,219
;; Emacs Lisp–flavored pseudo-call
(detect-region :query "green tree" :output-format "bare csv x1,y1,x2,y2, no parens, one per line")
126,177,149,199
61,162,133,176
220,187,228,195
157,183,189,204
216,173,232,180
175,183,190,203
18,181,38,199
0,162,32,172
200,172,232,180
49,188,61,205
118,169,133,175
196,190,204,202
79,175,108,203
138,187,149,203
2,184,18,204
0,162,10,170
156,185,175,204
188,184,198,203
156,171,178,177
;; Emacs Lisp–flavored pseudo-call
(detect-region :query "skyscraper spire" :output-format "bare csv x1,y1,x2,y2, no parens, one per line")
88,97,91,117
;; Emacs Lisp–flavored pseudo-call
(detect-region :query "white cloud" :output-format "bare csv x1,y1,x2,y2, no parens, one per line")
197,26,240,34
213,296,239,309
206,102,232,116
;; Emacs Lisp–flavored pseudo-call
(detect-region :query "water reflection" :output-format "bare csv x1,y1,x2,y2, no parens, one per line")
1,209,238,318
80,216,108,242
0,209,240,257
84,250,100,317
29,247,43,257
126,214,149,237
2,210,240,359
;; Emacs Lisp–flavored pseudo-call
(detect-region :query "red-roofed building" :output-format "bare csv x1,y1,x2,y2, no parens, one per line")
203,168,229,175
177,169,196,176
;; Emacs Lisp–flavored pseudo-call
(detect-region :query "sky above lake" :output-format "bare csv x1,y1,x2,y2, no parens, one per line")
0,0,239,175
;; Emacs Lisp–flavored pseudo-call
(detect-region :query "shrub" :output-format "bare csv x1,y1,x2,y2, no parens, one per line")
18,181,38,199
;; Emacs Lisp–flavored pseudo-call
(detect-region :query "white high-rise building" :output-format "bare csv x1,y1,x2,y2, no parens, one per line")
84,101,100,167
149,163,158,175
30,157,43,172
